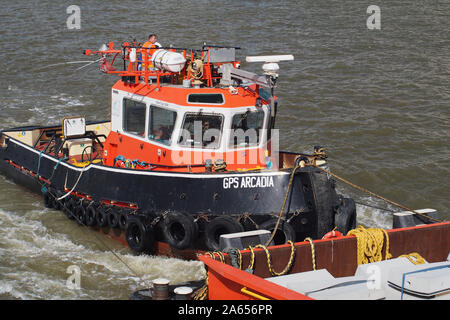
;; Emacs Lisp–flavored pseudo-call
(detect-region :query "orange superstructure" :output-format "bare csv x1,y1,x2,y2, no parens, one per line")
85,42,280,173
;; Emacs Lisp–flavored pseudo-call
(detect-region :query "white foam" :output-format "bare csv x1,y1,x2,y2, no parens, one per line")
0,208,205,299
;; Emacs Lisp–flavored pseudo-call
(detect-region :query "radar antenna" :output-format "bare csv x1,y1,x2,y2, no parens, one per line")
245,54,294,90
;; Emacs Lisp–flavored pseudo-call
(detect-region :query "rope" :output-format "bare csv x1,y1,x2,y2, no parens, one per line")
308,163,442,223
398,252,426,265
56,168,85,201
346,225,392,265
47,156,67,183
194,240,294,299
265,164,301,246
192,251,226,300
354,200,395,213
304,237,316,271
36,150,45,179
255,240,296,276
246,246,256,271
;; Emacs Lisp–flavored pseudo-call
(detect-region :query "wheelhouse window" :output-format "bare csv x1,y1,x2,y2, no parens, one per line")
230,109,265,148
178,113,223,149
187,93,224,104
123,98,146,137
148,105,177,146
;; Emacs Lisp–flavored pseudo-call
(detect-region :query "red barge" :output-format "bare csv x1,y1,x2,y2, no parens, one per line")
197,221,450,300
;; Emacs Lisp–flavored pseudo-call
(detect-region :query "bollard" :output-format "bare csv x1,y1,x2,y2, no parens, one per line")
152,278,170,300
174,286,193,300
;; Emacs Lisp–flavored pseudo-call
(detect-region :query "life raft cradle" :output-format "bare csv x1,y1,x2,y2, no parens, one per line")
84,41,242,89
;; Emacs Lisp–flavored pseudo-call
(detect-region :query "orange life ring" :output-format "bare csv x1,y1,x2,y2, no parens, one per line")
322,230,343,240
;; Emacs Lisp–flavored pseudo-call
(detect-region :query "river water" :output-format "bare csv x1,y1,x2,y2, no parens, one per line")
0,1,448,299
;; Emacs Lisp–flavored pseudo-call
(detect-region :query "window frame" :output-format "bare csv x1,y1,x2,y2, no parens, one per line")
177,112,225,150
229,108,267,149
122,98,147,138
147,104,178,146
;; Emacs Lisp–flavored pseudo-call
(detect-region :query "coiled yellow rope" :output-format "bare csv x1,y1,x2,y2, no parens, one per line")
347,225,392,265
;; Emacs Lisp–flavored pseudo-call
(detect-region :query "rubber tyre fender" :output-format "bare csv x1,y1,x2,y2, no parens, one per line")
163,212,199,250
108,207,120,229
259,218,296,245
96,206,108,227
85,203,97,227
125,215,155,254
64,197,76,220
43,191,53,209
74,204,87,225
118,209,129,230
307,169,337,239
204,216,244,251
334,197,356,235
52,191,64,211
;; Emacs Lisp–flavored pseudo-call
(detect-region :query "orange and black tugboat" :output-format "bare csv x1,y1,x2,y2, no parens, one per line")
0,40,357,257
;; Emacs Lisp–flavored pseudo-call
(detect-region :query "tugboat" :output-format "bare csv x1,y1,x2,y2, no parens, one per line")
0,40,357,258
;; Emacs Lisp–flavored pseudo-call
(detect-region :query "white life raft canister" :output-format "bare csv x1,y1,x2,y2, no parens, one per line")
151,49,186,73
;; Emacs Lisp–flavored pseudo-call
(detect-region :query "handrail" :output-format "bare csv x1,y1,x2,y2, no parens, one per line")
240,287,270,300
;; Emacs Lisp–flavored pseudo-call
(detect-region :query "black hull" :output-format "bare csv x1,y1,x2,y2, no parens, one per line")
0,134,354,253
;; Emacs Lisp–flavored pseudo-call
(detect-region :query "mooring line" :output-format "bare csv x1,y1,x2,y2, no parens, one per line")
308,163,442,223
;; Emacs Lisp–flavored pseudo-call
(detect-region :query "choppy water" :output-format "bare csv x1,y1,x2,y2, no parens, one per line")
0,1,448,299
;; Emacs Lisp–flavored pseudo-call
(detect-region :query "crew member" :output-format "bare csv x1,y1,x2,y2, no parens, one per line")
142,34,162,70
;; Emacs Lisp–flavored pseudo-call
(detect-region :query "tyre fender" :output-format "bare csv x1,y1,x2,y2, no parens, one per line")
64,197,77,220
163,212,198,250
108,206,120,229
334,197,357,235
204,216,244,251
75,203,87,225
118,209,130,230
125,215,155,254
43,191,53,209
259,218,296,245
85,202,97,226
96,206,108,227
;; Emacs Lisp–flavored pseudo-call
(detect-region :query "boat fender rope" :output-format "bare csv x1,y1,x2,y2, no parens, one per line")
36,149,45,180
304,237,316,271
264,163,302,246
57,167,87,201
47,156,67,184
254,240,296,277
